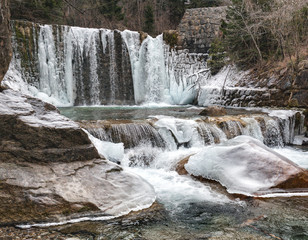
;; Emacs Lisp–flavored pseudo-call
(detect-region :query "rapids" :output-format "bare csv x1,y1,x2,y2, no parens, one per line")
58,106,308,239
2,20,307,240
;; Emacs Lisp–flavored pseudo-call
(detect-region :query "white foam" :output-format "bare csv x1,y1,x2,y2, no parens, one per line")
274,147,308,169
126,168,231,213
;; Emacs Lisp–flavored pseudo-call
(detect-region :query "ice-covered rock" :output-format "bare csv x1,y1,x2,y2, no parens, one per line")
185,136,308,196
0,159,155,225
0,89,155,225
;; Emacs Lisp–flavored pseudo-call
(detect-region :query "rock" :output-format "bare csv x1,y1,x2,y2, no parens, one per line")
175,156,190,175
139,31,148,43
177,7,227,53
184,136,308,196
0,158,155,225
0,0,12,84
199,106,227,116
0,89,100,163
0,89,155,225
291,90,308,108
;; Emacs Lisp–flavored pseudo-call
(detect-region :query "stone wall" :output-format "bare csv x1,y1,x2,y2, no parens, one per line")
177,7,227,53
198,61,308,109
0,0,12,84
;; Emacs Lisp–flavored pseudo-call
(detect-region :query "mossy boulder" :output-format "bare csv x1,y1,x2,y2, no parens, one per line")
163,30,179,48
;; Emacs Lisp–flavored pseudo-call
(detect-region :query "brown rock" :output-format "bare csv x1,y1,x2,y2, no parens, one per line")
0,0,12,84
0,89,100,163
274,171,308,190
175,156,190,175
199,106,227,116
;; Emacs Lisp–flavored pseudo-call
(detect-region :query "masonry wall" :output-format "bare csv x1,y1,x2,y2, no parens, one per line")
177,6,227,53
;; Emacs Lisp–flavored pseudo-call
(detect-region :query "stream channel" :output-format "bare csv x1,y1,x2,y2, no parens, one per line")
54,105,308,240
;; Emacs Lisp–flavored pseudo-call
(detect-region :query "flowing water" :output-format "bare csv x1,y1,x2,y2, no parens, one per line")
3,20,308,240
57,106,308,240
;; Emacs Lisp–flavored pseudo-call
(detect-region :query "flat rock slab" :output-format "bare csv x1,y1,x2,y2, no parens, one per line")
0,159,155,225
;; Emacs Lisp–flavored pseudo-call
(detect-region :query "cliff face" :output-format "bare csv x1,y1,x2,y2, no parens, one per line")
0,0,12,84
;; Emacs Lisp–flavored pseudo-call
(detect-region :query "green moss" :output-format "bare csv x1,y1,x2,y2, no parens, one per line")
288,98,299,108
163,31,178,48
207,37,226,75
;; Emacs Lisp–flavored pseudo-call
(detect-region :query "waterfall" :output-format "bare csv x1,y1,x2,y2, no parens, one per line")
5,22,135,106
82,111,305,162
82,121,166,149
4,21,209,107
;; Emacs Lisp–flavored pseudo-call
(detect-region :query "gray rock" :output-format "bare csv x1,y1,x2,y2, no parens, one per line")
0,89,155,224
0,89,100,163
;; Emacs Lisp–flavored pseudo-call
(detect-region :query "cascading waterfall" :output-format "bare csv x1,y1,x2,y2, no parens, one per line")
82,121,166,149
82,111,305,162
121,30,210,105
4,21,209,107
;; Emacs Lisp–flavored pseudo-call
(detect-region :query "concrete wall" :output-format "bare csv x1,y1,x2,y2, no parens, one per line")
177,6,227,53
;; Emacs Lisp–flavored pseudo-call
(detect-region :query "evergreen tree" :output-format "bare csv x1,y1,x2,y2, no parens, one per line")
188,0,222,8
168,0,185,27
98,0,124,21
143,5,154,34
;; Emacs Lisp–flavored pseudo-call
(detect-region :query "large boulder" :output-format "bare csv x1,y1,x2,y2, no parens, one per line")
184,136,308,196
0,89,155,225
0,158,155,225
0,0,12,83
0,89,99,162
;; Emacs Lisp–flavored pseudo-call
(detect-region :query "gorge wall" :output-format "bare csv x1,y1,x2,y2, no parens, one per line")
0,0,12,83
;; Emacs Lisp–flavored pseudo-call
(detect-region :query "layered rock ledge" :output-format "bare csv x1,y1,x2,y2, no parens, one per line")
0,89,155,225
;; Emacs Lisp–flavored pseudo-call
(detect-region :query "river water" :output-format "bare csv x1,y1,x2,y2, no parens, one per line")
57,106,308,240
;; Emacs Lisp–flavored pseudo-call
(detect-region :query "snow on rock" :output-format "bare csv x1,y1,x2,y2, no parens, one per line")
185,135,308,196
87,132,125,164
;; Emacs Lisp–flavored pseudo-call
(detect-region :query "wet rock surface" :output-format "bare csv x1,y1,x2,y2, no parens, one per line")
0,89,155,225
0,89,100,163
199,106,227,116
0,0,12,83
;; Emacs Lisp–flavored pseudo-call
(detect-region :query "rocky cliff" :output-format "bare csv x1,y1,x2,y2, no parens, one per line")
0,0,12,84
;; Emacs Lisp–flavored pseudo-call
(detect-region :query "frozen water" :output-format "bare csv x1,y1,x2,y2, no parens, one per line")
185,136,303,196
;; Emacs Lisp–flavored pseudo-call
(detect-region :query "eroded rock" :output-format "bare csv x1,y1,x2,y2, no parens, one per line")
0,89,99,162
0,159,155,225
0,89,155,225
